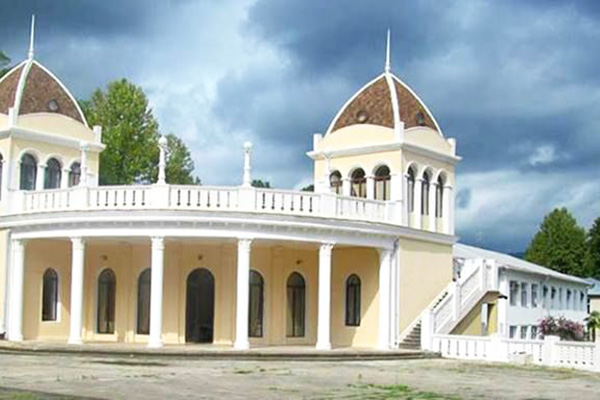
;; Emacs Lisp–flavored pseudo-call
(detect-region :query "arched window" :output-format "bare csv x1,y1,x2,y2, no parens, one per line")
407,167,416,213
97,269,116,334
42,268,58,321
374,165,391,201
248,270,264,338
286,272,305,337
329,171,342,195
44,158,62,189
350,168,366,198
345,274,361,326
20,153,37,191
69,162,81,187
436,175,444,218
137,268,151,335
421,172,431,216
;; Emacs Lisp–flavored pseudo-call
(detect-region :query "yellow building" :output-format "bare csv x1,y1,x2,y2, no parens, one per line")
0,25,464,350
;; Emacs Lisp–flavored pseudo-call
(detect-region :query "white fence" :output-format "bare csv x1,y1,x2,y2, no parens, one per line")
9,185,400,225
429,334,600,372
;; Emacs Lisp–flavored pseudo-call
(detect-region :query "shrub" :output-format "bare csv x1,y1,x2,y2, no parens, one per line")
538,316,584,341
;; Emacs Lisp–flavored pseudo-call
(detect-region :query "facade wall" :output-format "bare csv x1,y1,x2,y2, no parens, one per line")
501,269,588,340
398,238,453,334
451,295,498,336
20,240,380,348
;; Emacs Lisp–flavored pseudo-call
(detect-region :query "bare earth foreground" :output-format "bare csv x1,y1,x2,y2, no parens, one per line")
0,351,599,399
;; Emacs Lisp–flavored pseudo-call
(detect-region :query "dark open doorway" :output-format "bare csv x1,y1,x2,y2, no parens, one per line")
186,268,215,343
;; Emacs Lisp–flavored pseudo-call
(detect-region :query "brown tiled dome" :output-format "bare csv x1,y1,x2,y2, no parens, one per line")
326,72,441,135
0,60,87,125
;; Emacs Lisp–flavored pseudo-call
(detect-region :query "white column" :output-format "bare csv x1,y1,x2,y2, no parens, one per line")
157,136,168,185
148,236,165,348
79,142,89,187
316,242,334,350
497,271,509,337
378,248,392,349
8,239,25,342
428,182,437,232
342,178,351,196
68,237,85,344
242,142,252,188
366,176,375,200
413,178,423,229
35,164,45,190
443,185,454,235
402,174,409,225
61,167,69,189
234,238,252,349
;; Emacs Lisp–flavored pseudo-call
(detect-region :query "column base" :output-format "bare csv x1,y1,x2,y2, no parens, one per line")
147,340,163,349
67,337,82,345
315,342,331,350
234,340,249,350
8,334,23,342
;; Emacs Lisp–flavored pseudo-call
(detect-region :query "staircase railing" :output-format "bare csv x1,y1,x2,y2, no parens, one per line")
420,259,499,350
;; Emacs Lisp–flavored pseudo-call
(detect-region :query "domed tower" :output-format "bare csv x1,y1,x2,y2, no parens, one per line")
308,31,460,235
0,16,104,203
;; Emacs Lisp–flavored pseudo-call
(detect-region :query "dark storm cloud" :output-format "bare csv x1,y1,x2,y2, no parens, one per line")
1,0,598,253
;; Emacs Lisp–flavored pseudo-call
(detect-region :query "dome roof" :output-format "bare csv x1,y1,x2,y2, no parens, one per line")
0,59,88,126
326,71,442,136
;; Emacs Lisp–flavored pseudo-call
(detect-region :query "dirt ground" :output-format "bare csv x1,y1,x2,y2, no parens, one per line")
0,351,598,399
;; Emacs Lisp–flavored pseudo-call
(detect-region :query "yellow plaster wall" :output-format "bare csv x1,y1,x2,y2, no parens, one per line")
23,240,72,341
330,247,379,347
318,125,396,150
590,297,600,313
404,127,452,154
398,238,453,334
21,240,380,348
17,114,94,142
0,114,7,130
451,296,498,336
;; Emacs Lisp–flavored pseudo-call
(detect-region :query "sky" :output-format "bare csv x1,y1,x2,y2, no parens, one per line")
1,0,599,253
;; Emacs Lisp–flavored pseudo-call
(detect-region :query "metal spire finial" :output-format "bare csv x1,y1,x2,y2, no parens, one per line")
385,28,391,73
28,15,36,60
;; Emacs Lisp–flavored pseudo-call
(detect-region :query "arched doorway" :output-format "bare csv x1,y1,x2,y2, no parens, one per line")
186,268,215,343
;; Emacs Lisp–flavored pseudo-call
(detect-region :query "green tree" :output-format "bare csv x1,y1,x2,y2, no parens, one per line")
251,179,270,188
301,184,314,192
585,311,600,342
585,217,600,279
82,79,199,185
82,79,159,185
0,51,10,78
162,133,200,185
525,208,588,277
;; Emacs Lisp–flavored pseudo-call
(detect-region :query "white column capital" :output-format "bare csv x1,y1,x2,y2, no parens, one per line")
151,236,165,250
237,238,253,252
70,237,85,250
319,242,335,253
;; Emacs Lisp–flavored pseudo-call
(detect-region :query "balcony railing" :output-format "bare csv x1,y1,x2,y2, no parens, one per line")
7,184,403,226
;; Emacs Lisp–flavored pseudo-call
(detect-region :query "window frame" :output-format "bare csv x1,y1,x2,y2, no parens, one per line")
44,158,62,189
248,270,264,338
41,268,59,322
20,153,37,191
345,274,361,327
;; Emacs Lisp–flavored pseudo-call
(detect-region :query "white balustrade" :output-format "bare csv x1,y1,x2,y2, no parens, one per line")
7,184,398,225
89,186,150,209
430,334,600,372
255,188,320,215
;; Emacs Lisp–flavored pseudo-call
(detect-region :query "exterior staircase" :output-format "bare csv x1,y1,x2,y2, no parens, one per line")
398,321,421,350
398,259,499,351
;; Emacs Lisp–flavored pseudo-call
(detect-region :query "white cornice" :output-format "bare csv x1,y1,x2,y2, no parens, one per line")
307,141,461,165
0,127,105,153
1,209,457,247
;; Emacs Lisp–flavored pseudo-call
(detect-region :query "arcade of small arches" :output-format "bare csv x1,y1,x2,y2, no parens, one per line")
328,161,451,231
9,151,82,191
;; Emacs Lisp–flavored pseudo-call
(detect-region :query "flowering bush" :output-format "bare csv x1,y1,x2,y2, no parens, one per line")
538,316,584,341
